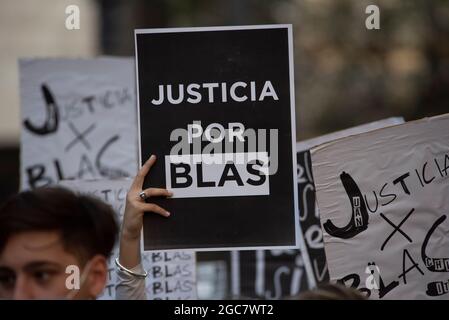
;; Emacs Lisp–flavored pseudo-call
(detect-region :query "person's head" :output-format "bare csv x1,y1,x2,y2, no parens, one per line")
0,187,118,299
293,282,368,300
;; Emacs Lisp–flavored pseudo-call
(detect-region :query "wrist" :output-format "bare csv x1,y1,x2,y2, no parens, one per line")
120,228,141,242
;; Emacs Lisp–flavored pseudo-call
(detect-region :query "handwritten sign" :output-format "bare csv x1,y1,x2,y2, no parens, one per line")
135,25,299,251
142,251,197,300
311,113,449,299
296,117,404,284
59,179,197,300
19,57,138,190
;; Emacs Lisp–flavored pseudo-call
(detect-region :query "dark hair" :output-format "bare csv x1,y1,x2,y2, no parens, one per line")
293,283,368,300
0,187,118,264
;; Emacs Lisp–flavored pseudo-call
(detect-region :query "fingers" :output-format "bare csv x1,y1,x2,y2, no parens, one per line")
131,155,156,191
127,155,172,219
137,202,170,217
141,188,173,198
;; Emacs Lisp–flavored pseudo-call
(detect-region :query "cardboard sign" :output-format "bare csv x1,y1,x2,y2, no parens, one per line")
19,58,138,190
135,25,299,251
296,117,404,284
59,179,197,300
311,114,449,299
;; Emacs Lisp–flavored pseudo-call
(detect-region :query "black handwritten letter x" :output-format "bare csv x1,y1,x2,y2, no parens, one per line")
380,208,414,251
65,121,96,152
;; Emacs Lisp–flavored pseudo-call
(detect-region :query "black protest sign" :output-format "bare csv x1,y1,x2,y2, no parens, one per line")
232,250,311,299
135,25,299,250
296,150,329,284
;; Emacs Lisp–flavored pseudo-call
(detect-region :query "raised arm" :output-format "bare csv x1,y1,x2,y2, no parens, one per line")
115,155,172,300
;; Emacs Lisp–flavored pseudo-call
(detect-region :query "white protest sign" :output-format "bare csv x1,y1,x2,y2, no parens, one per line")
296,117,405,152
311,113,449,299
142,251,197,300
230,249,311,299
295,117,405,285
19,57,138,190
59,179,197,300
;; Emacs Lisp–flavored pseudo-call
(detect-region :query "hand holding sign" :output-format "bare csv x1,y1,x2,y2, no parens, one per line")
119,155,172,269
59,178,196,299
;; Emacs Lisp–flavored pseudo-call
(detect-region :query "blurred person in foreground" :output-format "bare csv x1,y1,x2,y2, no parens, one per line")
0,187,118,299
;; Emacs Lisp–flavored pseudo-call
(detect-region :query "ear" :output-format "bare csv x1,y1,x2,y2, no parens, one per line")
84,254,108,299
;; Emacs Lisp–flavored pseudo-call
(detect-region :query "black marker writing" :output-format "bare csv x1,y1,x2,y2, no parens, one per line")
323,171,369,239
380,208,414,251
23,84,59,135
421,215,449,272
